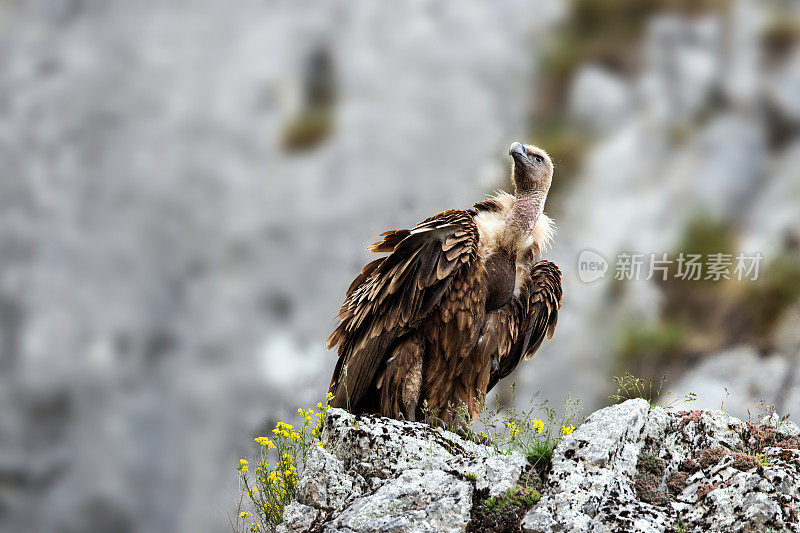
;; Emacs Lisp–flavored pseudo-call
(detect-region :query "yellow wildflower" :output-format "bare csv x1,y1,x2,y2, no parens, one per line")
238,458,249,472
254,436,275,449
316,442,324,448
317,402,323,409
506,421,520,441
562,425,575,436
250,524,261,532
532,419,544,434
326,392,335,401
272,428,291,439
239,511,253,518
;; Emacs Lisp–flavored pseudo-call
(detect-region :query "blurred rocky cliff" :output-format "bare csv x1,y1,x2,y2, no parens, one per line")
529,0,800,421
2,0,800,532
0,0,561,532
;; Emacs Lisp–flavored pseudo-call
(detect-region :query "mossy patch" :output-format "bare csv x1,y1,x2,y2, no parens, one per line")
739,421,780,456
776,437,800,450
635,471,669,506
634,450,669,505
666,471,689,496
469,484,541,533
731,452,760,472
638,451,666,477
518,467,544,494
698,447,729,470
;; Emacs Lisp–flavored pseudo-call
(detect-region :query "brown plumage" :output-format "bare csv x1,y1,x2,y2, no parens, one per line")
328,142,563,423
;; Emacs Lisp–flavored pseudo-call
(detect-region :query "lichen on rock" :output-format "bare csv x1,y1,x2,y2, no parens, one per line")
280,408,532,532
278,402,800,532
523,400,800,533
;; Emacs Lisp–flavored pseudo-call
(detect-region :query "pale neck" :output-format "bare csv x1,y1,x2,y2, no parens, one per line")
503,190,546,247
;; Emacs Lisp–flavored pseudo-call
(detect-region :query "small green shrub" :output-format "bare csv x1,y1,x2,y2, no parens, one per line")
469,483,542,532
484,485,541,513
756,453,772,467
472,389,582,480
671,519,687,533
743,251,800,339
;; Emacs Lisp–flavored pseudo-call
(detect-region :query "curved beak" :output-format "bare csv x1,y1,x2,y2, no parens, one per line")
509,141,527,159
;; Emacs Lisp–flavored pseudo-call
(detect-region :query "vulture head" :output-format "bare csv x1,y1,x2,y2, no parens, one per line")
509,141,553,195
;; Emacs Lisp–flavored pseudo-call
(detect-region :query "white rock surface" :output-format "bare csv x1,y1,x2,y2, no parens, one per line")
278,502,319,533
325,469,472,533
289,408,532,532
523,400,800,533
281,402,800,532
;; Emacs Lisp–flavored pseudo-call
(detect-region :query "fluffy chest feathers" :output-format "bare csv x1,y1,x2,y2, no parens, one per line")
473,192,555,303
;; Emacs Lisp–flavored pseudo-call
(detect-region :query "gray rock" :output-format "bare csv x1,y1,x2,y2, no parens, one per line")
283,400,800,533
522,399,800,533
288,408,531,532
295,446,363,512
523,399,660,533
458,453,529,497
778,421,800,440
324,469,472,533
322,409,492,480
277,502,318,533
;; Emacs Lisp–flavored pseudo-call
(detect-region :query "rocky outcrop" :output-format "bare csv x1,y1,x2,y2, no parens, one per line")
284,401,800,532
524,400,800,532
280,408,531,533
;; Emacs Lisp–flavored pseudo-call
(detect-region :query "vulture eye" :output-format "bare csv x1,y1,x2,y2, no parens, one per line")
533,154,544,164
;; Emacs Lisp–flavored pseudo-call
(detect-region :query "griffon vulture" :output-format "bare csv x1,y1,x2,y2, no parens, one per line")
327,142,562,423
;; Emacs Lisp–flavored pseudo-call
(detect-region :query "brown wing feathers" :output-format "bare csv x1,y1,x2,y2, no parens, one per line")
327,210,479,411
485,260,562,393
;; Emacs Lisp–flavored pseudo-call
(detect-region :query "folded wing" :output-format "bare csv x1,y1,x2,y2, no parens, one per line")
479,260,562,393
327,210,480,410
